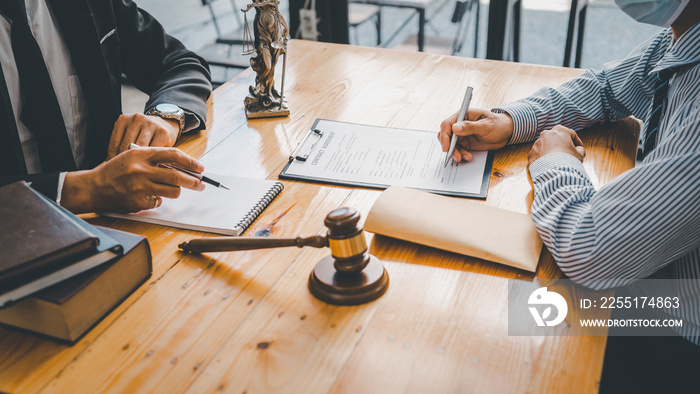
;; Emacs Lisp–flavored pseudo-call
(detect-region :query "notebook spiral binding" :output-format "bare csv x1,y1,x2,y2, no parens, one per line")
235,182,285,233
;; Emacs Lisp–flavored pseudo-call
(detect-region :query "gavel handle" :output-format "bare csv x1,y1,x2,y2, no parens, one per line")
179,236,329,253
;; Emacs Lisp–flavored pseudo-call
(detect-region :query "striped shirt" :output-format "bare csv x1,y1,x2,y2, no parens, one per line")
496,21,700,342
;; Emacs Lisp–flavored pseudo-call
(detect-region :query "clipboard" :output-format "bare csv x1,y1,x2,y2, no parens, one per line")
280,119,494,199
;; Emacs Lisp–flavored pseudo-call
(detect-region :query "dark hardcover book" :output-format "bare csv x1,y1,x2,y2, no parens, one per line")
0,182,125,307
0,182,99,287
0,227,152,344
0,224,122,308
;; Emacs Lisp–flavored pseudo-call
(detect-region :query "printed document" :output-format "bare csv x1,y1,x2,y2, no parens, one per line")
280,119,492,198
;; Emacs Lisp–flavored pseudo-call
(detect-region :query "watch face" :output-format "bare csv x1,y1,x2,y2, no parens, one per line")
155,103,180,114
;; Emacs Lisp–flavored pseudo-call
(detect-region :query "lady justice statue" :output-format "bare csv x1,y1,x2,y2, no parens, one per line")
241,0,290,118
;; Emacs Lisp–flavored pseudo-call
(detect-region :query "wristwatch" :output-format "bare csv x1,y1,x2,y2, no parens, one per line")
146,103,186,138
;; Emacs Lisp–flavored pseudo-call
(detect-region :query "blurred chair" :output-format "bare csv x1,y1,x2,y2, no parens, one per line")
202,0,243,39
350,0,452,51
349,3,382,46
486,0,521,62
396,0,480,57
201,0,249,87
503,0,521,62
563,0,590,67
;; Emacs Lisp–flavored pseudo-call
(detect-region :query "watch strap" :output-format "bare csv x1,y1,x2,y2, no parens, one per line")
146,104,185,139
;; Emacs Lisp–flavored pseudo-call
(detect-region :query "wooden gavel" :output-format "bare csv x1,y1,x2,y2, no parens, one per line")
178,207,389,305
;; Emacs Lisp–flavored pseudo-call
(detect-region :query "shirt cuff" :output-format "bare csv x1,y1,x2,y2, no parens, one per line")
56,172,67,206
528,152,588,181
182,111,201,133
492,102,539,145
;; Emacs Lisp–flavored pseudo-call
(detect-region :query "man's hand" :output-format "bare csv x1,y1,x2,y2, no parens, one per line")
107,113,180,160
528,125,586,166
61,147,205,214
438,108,514,162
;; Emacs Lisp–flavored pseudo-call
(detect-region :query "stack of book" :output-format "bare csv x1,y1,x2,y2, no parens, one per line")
0,181,152,344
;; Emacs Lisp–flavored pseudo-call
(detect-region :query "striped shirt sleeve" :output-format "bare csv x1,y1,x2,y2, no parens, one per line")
529,100,700,289
487,25,700,290
494,33,667,145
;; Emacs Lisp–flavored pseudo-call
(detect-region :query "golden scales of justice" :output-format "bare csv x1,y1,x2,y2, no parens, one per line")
240,0,290,119
179,208,390,306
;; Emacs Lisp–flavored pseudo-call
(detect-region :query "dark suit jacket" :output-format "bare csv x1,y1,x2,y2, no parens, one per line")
0,0,212,199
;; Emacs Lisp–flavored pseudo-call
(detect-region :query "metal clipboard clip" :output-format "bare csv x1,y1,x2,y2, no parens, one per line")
289,128,323,162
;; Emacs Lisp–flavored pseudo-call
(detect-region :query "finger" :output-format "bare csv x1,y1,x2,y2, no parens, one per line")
555,125,583,146
451,150,462,163
438,132,450,152
465,108,492,122
134,198,149,213
576,146,586,158
449,146,464,163
135,128,155,147
139,195,163,211
154,196,163,208
453,110,496,137
107,116,129,160
120,122,143,154
149,166,204,191
150,183,183,199
147,148,205,173
560,126,585,149
150,129,171,147
527,146,539,166
439,116,457,148
439,112,460,133
456,146,473,162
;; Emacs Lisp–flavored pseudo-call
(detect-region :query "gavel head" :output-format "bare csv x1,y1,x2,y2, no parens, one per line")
324,207,369,273
309,207,389,305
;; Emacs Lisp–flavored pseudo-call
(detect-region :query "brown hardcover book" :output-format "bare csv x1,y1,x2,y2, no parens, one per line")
0,227,152,344
0,182,99,287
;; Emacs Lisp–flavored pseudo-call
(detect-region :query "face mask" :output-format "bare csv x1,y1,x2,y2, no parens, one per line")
614,0,690,26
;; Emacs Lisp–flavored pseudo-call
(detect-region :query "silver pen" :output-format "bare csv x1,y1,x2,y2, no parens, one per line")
128,143,230,190
444,86,474,167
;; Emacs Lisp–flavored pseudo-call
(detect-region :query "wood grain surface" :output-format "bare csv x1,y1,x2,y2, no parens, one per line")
0,40,638,393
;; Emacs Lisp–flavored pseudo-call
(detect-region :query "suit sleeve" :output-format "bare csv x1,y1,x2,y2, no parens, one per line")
112,0,212,131
0,173,60,200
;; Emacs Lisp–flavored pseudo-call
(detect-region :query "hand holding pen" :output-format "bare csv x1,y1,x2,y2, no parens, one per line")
61,144,210,213
438,92,515,164
129,144,230,190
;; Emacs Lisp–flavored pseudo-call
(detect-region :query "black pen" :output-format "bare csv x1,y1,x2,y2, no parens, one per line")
129,143,230,190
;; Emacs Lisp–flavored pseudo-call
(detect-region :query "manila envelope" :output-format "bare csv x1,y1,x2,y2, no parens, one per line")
364,186,543,272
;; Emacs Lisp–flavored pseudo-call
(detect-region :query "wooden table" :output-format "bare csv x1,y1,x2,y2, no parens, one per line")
0,40,638,393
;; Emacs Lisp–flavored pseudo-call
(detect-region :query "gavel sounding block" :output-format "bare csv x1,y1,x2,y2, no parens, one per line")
308,254,389,306
308,207,389,306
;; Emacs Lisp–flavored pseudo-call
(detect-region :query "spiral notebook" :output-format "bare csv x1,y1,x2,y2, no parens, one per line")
103,175,283,236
